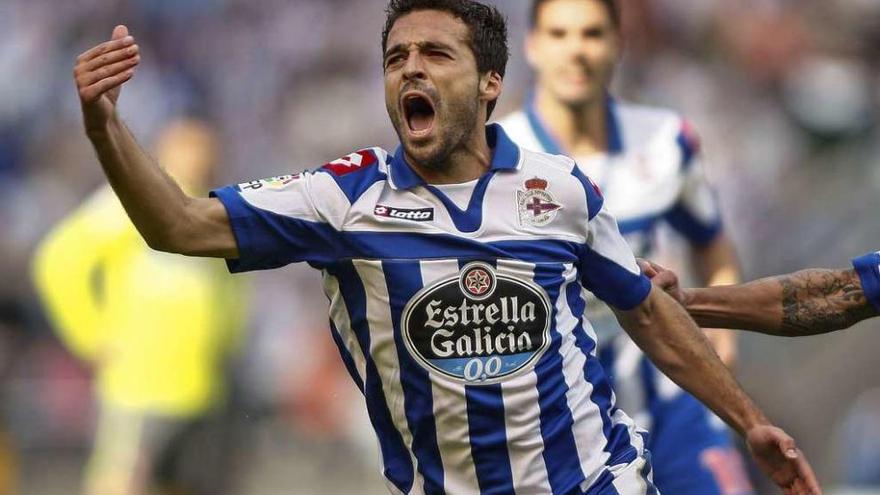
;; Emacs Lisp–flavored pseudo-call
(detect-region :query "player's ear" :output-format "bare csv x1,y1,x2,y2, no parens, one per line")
479,71,502,105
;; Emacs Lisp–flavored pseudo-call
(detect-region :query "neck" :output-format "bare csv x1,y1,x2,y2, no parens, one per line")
407,125,492,185
534,87,607,156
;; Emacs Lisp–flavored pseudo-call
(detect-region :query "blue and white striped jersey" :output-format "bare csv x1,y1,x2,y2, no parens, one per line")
853,251,880,311
212,124,655,494
499,98,723,344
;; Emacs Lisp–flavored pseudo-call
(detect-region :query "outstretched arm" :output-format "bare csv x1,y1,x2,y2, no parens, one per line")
639,258,880,336
615,287,820,494
75,25,237,257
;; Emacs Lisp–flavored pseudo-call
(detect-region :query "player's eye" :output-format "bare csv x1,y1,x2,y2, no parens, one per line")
583,27,607,39
426,50,451,60
384,54,405,69
547,28,566,39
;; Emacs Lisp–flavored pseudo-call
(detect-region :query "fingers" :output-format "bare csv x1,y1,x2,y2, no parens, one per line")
76,34,135,65
77,51,140,87
794,452,822,495
636,258,657,277
74,26,140,103
78,70,135,102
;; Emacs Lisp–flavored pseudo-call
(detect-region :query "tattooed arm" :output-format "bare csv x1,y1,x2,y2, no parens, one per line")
682,268,877,336
638,254,880,337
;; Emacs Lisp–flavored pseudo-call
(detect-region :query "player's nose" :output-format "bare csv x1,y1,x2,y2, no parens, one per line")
402,52,428,81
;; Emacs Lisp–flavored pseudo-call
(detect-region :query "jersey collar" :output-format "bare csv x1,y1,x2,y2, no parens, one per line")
524,93,624,155
388,123,522,190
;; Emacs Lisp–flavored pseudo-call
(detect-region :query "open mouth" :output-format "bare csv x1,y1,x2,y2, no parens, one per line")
403,92,436,136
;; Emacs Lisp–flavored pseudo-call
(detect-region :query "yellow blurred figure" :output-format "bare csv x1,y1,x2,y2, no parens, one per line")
32,119,247,495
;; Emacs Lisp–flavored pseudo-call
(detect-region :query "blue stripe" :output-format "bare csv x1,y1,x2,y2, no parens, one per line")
676,128,696,171
533,263,585,494
525,98,565,155
524,95,624,155
465,384,515,494
425,171,494,233
663,203,722,246
579,244,652,310
852,251,880,312
382,260,445,494
566,282,637,467
616,215,658,236
211,185,341,271
571,165,605,221
319,152,387,203
328,320,364,393
458,258,515,494
327,262,414,492
585,469,620,495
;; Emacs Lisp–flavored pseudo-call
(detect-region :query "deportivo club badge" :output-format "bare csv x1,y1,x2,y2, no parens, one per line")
401,262,552,385
517,177,563,227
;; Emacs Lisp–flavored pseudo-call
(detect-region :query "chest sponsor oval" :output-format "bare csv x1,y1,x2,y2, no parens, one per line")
402,262,551,385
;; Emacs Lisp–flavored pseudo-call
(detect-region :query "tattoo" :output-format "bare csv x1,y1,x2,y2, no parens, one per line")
778,269,878,335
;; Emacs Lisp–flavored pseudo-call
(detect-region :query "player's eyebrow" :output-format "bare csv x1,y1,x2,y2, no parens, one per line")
384,40,457,59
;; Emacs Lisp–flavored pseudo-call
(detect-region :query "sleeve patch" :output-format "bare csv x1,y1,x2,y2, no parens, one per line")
322,150,378,176
238,174,302,191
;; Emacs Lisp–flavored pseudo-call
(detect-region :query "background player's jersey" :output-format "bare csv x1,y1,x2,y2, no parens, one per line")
853,251,880,311
211,125,654,495
499,99,723,345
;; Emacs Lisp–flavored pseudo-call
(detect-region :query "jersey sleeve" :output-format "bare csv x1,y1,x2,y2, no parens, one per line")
573,167,652,310
210,169,350,272
664,120,723,246
852,251,880,312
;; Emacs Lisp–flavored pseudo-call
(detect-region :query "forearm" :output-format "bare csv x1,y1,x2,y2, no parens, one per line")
686,268,878,336
87,116,194,252
693,233,742,365
618,289,768,436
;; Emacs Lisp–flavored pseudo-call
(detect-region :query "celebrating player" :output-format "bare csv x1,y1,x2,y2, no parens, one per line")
640,252,880,335
498,1,753,493
72,0,819,493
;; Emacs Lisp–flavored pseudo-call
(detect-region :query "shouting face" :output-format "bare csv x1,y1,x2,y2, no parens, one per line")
384,10,499,170
527,0,620,108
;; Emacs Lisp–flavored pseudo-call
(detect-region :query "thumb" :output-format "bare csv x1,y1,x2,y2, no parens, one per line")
778,436,799,459
111,24,129,40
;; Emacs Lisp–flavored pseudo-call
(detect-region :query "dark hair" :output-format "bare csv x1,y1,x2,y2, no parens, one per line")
529,0,620,29
382,0,509,118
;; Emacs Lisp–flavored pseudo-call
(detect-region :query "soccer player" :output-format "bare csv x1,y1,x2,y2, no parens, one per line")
71,1,820,493
32,119,246,495
639,252,880,335
498,1,752,493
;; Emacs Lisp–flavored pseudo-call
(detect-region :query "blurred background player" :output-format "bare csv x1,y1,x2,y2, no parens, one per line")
31,118,248,495
499,0,753,493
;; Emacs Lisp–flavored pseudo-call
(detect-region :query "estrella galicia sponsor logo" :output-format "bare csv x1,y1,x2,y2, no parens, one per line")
402,262,551,384
374,204,434,222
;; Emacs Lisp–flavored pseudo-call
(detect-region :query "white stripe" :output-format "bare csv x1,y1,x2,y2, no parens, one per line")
553,263,614,486
324,271,368,385
495,259,553,494
418,260,481,495
353,259,425,495
611,334,651,430
609,456,652,494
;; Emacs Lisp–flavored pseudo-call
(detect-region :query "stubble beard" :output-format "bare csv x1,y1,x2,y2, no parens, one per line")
392,93,480,172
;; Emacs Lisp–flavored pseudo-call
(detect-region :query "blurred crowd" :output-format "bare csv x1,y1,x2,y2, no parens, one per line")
0,0,878,493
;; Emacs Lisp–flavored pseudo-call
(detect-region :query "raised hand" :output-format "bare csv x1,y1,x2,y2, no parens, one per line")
74,25,140,133
746,425,822,495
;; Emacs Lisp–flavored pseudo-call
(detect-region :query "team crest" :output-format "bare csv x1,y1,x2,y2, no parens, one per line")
517,177,563,227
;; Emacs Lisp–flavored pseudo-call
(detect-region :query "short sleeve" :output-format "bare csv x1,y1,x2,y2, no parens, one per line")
573,167,652,310
211,170,349,272
664,121,723,246
852,251,880,312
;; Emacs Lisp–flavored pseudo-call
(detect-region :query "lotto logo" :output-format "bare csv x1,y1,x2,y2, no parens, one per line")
322,150,377,176
374,205,434,222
